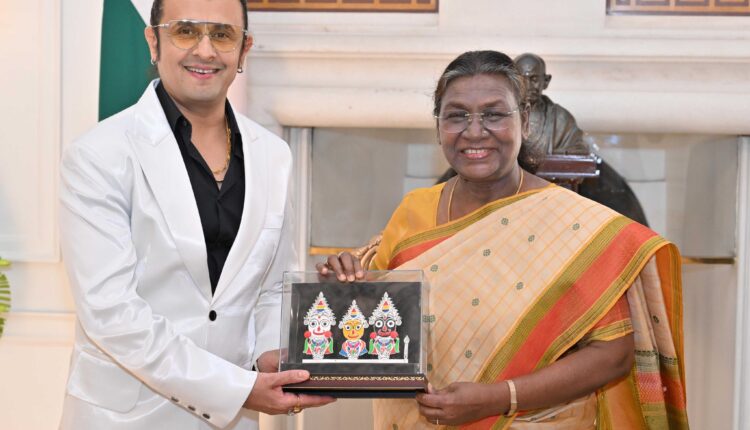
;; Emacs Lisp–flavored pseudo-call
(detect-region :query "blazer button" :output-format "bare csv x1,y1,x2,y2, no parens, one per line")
203,413,211,420
188,405,196,411
209,310,217,321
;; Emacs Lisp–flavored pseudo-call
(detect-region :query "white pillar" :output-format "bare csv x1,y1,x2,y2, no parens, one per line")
734,136,750,430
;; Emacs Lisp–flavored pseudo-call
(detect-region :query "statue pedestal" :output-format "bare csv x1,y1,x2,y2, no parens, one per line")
536,154,600,192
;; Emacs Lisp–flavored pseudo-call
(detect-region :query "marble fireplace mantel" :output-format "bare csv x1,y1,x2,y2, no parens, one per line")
244,26,750,136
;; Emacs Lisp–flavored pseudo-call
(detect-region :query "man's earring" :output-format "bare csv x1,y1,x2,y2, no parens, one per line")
150,58,157,66
237,66,244,73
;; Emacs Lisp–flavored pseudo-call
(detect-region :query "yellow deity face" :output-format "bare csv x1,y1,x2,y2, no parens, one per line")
342,321,365,341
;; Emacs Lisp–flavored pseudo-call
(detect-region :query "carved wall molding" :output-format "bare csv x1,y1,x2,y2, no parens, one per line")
243,34,750,135
608,0,750,15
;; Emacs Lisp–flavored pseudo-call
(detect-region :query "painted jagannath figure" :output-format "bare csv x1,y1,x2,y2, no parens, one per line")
303,292,336,360
368,292,402,360
338,300,369,360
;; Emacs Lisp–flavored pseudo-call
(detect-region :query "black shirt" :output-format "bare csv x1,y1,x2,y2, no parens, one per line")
156,82,245,294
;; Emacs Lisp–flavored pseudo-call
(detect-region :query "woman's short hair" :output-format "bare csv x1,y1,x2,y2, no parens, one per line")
433,50,542,172
433,50,525,117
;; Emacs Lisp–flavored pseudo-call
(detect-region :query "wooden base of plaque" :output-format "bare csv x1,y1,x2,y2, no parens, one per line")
282,373,428,398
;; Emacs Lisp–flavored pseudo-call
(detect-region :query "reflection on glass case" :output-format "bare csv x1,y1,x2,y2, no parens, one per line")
280,270,429,398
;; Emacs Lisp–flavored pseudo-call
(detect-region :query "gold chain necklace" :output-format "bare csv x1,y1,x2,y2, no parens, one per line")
211,118,232,176
448,169,524,221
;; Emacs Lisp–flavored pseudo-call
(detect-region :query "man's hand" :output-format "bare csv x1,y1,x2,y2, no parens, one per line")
243,370,335,415
256,350,280,373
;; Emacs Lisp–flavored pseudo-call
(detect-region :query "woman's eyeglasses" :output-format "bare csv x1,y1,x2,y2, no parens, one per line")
435,108,519,133
152,20,248,53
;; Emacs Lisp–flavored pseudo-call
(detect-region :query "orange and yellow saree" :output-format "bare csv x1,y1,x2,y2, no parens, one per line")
371,183,688,430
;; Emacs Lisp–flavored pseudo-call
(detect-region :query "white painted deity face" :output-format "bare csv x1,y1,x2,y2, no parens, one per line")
308,316,332,336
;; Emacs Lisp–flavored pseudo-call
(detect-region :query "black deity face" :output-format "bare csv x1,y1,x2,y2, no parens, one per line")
373,315,397,337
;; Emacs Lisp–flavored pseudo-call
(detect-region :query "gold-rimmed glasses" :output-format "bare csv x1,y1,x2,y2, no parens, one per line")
435,108,520,133
152,19,248,53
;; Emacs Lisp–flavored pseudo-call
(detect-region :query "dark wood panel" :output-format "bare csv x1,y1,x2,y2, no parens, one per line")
248,0,438,12
608,0,750,14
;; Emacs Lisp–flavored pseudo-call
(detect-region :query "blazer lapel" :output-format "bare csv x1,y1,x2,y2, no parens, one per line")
212,120,267,302
127,82,212,300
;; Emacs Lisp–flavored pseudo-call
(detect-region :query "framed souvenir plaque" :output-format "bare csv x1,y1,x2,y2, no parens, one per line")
280,270,429,398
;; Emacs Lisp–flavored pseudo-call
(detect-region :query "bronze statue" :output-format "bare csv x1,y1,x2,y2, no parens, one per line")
514,53,590,156
514,53,648,226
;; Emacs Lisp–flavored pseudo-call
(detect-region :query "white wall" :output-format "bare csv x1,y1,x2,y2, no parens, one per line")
1,1,749,429
0,1,60,263
0,1,74,429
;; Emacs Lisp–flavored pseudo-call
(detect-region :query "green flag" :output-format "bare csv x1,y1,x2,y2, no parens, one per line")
99,0,153,120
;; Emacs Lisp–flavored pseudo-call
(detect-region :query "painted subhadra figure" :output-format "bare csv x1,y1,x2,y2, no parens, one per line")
303,292,336,360
338,300,369,360
368,292,402,360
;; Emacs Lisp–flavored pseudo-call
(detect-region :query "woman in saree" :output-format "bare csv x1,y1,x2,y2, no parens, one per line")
317,50,688,429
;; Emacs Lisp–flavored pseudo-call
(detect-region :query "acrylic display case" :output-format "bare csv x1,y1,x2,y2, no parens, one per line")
279,270,429,398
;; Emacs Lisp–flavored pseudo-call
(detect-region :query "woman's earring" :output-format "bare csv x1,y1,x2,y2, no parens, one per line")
150,58,157,66
237,66,244,73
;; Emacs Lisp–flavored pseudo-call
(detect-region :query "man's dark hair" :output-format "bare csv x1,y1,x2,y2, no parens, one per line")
150,0,249,53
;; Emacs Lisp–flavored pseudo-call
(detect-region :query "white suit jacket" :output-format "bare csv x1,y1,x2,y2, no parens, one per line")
59,81,296,430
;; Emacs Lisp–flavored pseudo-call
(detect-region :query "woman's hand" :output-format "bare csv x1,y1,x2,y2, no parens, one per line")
416,382,507,426
416,334,635,426
315,251,365,282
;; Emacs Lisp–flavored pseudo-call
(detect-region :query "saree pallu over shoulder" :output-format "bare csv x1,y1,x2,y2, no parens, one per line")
373,186,688,430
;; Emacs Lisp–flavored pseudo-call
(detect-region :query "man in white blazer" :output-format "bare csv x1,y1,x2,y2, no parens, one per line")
58,0,333,428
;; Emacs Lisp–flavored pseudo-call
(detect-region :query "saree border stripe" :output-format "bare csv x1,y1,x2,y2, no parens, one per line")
665,248,688,407
476,217,636,382
538,234,666,367
597,390,614,430
657,246,685,380
635,351,687,409
469,220,663,430
389,236,450,270
627,366,649,429
389,189,541,265
580,319,634,344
